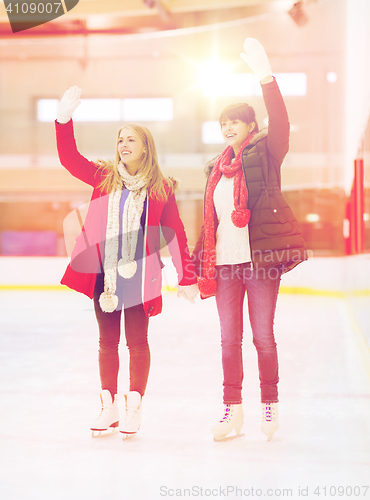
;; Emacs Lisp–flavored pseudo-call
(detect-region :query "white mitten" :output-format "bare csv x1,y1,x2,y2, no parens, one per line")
240,38,272,82
177,283,199,304
57,86,81,124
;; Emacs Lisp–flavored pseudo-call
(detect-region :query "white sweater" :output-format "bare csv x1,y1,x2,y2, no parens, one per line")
213,174,251,266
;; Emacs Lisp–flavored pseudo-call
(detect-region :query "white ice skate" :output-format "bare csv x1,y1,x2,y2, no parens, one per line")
261,402,279,441
211,404,244,442
90,390,119,438
120,391,142,440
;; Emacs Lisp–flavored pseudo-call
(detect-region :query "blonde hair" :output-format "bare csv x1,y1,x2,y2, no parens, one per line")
96,124,173,201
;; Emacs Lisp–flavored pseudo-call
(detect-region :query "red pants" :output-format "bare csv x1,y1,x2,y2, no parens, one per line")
93,274,150,398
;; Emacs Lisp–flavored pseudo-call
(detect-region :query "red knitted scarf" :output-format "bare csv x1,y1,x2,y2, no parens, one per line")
198,134,254,297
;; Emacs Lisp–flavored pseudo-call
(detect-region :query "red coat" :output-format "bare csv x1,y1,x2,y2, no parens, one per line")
56,120,197,317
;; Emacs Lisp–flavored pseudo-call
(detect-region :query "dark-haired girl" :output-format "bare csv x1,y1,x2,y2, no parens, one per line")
193,38,306,441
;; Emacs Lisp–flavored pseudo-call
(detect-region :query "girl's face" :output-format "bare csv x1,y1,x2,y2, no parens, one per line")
220,118,255,154
118,128,146,175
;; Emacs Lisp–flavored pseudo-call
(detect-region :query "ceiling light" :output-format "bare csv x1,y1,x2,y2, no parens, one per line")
288,2,309,26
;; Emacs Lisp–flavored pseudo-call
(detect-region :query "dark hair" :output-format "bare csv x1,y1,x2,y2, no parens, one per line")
219,103,259,133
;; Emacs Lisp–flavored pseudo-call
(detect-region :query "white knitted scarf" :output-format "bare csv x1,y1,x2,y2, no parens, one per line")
99,162,147,313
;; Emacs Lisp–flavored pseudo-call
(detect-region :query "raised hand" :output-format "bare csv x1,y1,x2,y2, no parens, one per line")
57,86,82,124
240,38,273,83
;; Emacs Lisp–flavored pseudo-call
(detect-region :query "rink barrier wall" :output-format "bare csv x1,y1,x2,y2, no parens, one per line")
0,255,369,377
344,301,370,383
0,255,368,295
0,284,352,297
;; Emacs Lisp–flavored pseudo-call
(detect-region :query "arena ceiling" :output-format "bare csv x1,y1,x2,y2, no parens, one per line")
0,0,296,36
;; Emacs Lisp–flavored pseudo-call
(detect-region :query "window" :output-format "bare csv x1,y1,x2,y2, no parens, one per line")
122,98,173,121
201,73,307,98
37,98,174,122
73,99,122,122
37,99,59,122
202,74,256,97
257,73,307,97
202,121,224,144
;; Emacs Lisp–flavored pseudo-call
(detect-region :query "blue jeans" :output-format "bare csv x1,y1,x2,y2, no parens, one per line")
215,263,281,404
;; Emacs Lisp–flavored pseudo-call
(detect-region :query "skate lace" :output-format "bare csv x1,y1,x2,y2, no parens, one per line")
125,405,140,424
97,404,114,421
263,403,275,422
219,404,232,423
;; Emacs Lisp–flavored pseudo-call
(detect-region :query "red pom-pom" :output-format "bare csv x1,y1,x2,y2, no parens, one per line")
198,277,217,297
231,209,250,228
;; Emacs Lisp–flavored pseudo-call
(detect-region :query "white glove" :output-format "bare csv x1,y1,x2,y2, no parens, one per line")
177,283,199,304
240,38,272,82
57,86,81,124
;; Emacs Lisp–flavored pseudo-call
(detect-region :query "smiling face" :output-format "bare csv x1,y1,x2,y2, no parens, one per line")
117,127,146,175
219,102,258,155
221,118,255,155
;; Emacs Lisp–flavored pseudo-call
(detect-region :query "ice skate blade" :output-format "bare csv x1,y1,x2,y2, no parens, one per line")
261,430,277,441
91,422,119,439
213,433,245,442
91,426,119,439
261,426,278,441
120,431,137,441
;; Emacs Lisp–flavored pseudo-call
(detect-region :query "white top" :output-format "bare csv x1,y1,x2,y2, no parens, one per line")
213,174,251,266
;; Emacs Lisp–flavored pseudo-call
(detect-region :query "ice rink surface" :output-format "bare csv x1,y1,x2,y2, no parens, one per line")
1,288,370,500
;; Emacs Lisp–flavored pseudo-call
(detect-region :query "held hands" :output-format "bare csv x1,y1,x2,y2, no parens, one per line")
177,283,199,304
57,86,82,124
240,38,273,83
